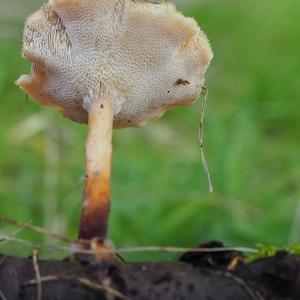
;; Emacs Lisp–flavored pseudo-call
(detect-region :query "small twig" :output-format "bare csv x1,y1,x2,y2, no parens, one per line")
32,250,42,300
0,233,259,255
0,220,33,245
204,269,264,300
199,86,213,193
25,275,127,300
0,290,7,300
227,256,241,271
0,216,72,243
12,220,33,235
69,246,258,256
116,246,258,254
0,234,76,254
0,234,35,247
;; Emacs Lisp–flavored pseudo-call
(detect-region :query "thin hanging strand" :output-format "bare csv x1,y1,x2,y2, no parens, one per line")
199,86,213,193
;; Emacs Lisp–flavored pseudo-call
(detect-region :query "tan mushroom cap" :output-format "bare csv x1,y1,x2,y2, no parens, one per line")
16,0,213,128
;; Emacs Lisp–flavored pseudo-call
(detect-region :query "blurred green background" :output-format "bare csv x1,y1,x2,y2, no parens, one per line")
0,0,300,260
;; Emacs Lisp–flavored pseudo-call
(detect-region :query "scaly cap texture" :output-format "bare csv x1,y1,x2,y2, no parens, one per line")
17,0,213,128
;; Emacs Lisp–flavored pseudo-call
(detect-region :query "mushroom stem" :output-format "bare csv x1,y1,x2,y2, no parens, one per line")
78,99,114,241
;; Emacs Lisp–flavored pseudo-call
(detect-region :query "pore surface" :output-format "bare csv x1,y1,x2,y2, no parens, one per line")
17,0,213,128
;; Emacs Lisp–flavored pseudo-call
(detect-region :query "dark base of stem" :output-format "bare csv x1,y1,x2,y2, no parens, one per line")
78,206,110,240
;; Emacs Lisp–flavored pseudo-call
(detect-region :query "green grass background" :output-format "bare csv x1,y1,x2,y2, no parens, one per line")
0,0,299,260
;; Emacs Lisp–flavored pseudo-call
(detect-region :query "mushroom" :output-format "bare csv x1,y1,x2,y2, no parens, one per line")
16,0,213,251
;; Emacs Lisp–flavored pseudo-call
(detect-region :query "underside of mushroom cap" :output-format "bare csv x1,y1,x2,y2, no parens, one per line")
16,0,213,128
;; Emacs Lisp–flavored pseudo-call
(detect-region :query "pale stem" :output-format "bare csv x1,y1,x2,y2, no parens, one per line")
78,98,114,240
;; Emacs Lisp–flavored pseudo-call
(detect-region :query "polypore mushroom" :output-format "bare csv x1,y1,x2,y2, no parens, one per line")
16,0,213,250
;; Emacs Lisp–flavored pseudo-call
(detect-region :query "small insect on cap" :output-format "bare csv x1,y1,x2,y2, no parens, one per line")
16,0,213,128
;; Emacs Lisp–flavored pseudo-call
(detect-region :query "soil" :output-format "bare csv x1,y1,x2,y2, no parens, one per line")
0,241,299,300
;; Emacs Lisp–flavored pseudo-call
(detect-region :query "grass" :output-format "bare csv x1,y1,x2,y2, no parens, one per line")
0,0,300,260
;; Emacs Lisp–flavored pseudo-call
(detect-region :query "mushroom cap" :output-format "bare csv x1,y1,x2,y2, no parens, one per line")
16,0,213,128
